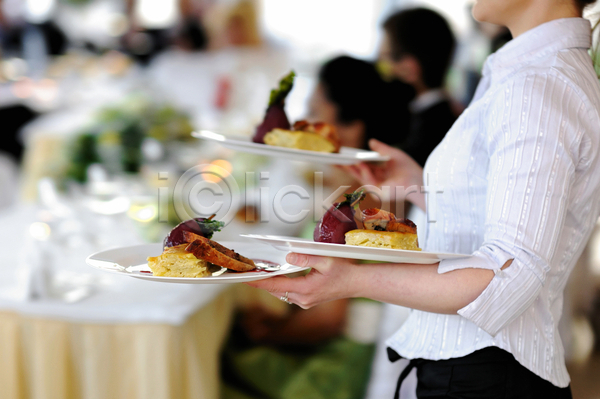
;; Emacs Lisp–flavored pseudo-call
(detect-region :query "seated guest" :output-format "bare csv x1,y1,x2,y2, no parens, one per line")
172,0,209,51
378,7,458,167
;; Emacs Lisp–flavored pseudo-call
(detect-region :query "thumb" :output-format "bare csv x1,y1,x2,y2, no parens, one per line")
369,138,411,163
368,138,395,154
287,253,335,270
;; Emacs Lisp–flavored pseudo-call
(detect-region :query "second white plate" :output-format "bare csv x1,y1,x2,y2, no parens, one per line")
240,234,470,264
192,130,390,165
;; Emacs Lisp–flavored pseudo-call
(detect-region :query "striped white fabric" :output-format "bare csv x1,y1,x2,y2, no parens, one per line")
386,18,600,387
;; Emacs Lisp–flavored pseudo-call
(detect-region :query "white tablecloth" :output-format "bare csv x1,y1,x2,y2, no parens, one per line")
0,204,287,325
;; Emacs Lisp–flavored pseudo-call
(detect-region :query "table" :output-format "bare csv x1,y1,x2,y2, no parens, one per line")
1,45,311,399
0,290,235,399
0,284,290,399
0,203,289,399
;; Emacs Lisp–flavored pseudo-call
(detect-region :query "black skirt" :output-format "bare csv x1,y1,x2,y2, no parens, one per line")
389,346,572,399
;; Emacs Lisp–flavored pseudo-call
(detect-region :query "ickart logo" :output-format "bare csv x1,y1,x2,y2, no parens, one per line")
158,166,444,225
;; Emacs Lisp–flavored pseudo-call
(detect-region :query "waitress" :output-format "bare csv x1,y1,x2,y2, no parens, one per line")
248,0,600,397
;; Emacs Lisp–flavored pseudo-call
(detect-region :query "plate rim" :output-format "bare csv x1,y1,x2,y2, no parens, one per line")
240,234,470,260
191,130,390,162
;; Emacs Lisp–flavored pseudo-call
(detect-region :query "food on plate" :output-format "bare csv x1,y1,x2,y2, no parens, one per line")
148,217,256,277
345,229,420,250
163,216,224,248
252,71,342,154
147,244,215,278
314,189,365,244
361,208,396,230
184,232,256,272
253,71,295,144
345,209,420,250
386,218,419,234
264,120,341,153
313,194,420,250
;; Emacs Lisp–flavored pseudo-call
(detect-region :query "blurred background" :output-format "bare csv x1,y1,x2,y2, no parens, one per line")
0,0,599,398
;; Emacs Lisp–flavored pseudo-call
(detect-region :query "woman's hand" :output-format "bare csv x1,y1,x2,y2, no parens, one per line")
342,139,426,211
245,253,361,309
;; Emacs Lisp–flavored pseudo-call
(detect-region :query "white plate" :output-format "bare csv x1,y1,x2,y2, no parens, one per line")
86,241,309,284
192,130,390,165
240,234,470,264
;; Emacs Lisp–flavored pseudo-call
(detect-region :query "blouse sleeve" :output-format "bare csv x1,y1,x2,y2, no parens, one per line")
437,72,590,336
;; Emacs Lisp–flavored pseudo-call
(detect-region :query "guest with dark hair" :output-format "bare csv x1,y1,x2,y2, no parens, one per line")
0,105,37,163
379,7,458,167
309,55,414,150
36,20,68,56
175,16,208,51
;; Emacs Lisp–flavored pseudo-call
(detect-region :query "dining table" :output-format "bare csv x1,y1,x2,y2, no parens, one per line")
0,202,290,399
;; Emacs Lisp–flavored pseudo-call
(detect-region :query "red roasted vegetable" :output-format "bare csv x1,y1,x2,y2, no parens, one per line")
253,71,295,144
314,189,365,244
163,216,224,248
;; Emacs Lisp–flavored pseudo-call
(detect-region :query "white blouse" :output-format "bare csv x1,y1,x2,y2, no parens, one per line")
386,18,600,388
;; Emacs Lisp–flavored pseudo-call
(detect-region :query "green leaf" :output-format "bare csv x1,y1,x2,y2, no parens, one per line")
338,189,366,211
195,218,225,239
268,71,296,107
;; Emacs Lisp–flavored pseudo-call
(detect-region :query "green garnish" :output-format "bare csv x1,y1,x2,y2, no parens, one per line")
196,218,225,239
268,71,296,107
336,189,366,211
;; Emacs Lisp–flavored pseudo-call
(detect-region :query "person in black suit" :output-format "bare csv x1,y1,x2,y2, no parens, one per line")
379,7,458,167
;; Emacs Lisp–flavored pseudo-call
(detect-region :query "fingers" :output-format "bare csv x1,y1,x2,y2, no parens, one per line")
356,163,379,186
244,275,306,293
286,253,337,270
343,162,379,186
368,138,395,154
368,138,408,163
244,276,312,308
245,255,355,310
339,164,363,182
